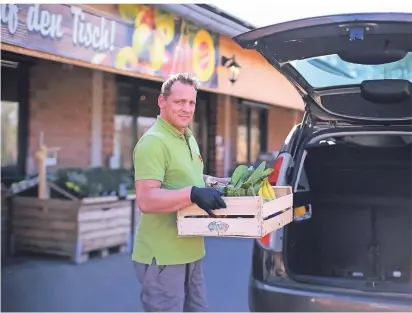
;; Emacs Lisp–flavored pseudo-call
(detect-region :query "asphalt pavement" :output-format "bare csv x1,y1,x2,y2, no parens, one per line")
1,237,253,312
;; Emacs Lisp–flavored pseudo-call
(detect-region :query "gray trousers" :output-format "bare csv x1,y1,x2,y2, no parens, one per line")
133,258,208,312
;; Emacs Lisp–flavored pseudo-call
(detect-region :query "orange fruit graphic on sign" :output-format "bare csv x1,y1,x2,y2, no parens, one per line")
192,29,215,82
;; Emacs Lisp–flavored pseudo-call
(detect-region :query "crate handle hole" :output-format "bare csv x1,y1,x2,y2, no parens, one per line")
102,207,111,211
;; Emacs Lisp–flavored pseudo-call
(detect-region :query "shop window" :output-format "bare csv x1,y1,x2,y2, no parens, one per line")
236,100,268,164
236,104,248,163
192,98,209,168
113,82,134,169
1,59,29,182
113,115,134,169
113,80,159,170
136,87,159,139
1,101,19,167
250,108,261,163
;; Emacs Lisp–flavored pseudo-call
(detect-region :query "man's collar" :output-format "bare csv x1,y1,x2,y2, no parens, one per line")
156,116,192,139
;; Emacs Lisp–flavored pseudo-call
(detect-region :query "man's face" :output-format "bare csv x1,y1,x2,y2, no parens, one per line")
158,81,196,130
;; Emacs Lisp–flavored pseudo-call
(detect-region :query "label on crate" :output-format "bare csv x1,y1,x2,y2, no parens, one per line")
207,221,229,233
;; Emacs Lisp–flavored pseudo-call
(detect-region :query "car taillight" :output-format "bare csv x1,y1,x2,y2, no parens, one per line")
260,155,284,247
259,234,271,246
268,155,284,186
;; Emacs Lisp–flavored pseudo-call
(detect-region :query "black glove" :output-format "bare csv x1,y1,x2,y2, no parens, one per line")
190,187,227,217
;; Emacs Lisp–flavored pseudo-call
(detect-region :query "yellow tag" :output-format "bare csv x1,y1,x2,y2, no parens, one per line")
294,206,306,217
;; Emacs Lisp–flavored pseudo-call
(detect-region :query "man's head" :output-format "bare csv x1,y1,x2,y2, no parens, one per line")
158,73,199,132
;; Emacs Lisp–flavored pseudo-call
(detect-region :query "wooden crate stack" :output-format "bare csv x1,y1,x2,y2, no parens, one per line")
11,194,132,264
10,141,134,264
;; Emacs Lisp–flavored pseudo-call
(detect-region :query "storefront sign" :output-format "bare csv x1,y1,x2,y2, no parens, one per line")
1,4,219,88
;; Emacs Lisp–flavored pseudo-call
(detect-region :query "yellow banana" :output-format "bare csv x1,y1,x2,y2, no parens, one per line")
265,179,276,200
258,186,264,197
263,180,272,200
261,183,271,201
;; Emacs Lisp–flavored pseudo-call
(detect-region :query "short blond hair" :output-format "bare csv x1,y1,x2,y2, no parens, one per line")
161,73,200,99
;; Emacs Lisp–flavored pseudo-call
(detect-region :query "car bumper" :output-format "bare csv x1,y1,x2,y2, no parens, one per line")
249,278,412,312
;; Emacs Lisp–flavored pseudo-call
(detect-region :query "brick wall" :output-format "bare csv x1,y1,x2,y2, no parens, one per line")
28,60,93,172
214,94,225,177
267,106,301,152
27,60,118,172
207,93,218,176
230,97,239,167
102,72,116,165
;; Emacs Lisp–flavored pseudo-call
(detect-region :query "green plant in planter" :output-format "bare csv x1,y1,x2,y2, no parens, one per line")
53,167,134,199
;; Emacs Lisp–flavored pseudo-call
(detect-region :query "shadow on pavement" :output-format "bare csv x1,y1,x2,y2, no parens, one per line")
1,252,141,312
1,238,252,312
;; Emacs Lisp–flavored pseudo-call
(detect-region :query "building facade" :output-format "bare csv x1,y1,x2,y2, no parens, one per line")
1,3,303,183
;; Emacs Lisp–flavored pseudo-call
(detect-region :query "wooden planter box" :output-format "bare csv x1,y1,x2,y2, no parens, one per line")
177,186,293,238
1,184,10,258
11,196,133,263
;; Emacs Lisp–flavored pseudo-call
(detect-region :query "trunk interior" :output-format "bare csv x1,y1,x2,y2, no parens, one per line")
285,140,412,293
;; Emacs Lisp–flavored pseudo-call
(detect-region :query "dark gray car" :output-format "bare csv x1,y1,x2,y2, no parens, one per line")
233,13,412,312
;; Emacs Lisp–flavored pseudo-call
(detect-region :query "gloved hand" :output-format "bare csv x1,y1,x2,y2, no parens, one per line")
190,187,227,217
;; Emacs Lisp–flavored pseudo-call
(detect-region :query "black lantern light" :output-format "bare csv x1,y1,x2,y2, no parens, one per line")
221,55,241,84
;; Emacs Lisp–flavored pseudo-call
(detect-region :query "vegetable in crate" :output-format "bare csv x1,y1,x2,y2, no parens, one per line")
215,161,274,197
258,178,276,201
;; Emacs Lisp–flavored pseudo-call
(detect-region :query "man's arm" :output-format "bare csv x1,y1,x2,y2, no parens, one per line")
134,135,191,214
134,135,226,215
135,180,192,214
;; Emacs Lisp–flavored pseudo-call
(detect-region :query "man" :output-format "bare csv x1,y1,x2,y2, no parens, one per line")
132,72,229,312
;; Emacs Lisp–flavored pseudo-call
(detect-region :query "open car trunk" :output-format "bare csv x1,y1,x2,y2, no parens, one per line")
233,13,412,125
285,139,412,293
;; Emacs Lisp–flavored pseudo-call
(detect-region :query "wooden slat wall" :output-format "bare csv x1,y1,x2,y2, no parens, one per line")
11,196,133,263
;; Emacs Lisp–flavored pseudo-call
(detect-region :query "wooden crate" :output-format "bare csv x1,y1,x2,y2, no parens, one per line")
11,196,133,263
177,186,293,238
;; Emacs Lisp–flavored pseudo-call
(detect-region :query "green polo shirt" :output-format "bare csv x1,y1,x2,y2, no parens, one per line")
132,116,206,265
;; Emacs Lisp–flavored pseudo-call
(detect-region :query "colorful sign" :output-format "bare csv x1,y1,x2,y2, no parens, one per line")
0,4,219,88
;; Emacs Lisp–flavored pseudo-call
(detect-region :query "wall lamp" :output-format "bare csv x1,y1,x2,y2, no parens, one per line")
221,55,241,84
